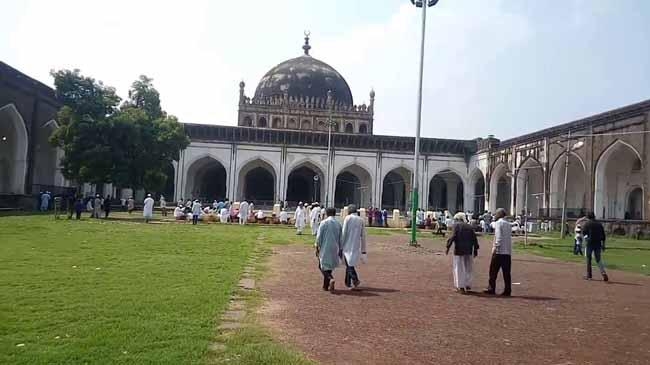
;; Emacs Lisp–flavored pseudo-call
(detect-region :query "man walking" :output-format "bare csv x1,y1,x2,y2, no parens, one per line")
295,203,306,235
104,195,112,218
446,212,479,294
191,199,202,225
93,194,102,219
315,207,342,293
581,212,609,281
484,208,512,296
341,204,367,290
310,203,321,236
143,194,155,223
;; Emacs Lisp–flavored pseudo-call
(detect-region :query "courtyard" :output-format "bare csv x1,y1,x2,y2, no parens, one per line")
1,214,649,364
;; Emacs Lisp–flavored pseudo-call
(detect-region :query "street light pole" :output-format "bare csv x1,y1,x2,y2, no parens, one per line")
325,90,334,208
409,0,439,246
560,131,571,238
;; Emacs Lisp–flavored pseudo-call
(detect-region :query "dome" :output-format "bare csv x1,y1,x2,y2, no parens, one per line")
253,36,354,106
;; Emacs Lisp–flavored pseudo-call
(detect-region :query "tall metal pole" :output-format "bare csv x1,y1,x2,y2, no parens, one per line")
560,131,571,238
326,90,333,208
410,2,428,246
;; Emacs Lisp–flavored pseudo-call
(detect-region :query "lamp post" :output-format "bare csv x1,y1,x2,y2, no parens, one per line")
560,132,585,238
409,0,440,246
325,90,335,208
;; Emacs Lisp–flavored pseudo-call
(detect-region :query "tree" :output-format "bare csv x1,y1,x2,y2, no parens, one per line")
49,70,122,185
50,70,189,193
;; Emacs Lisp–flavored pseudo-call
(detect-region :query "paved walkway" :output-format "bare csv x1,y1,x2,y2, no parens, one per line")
259,234,650,365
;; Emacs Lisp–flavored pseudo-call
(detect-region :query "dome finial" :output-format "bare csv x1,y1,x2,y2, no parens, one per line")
302,30,311,56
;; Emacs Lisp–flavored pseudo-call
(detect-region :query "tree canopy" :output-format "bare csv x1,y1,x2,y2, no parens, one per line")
50,70,189,193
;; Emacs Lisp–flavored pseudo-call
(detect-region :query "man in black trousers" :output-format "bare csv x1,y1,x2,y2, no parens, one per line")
484,208,512,296
581,212,609,282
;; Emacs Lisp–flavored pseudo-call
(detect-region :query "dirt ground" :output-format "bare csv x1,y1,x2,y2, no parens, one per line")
259,234,650,365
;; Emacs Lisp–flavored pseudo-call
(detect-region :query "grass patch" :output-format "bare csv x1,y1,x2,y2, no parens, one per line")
520,234,650,276
0,216,275,364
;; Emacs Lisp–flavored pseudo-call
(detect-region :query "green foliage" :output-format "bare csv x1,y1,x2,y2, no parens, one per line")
49,70,189,191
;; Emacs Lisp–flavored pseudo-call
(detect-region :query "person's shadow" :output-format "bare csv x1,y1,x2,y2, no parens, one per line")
467,291,559,301
334,287,400,297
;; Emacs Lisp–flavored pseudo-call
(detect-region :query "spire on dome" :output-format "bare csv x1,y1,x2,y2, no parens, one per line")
302,30,311,56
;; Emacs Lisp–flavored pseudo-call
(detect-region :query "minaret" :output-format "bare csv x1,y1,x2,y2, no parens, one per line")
238,80,245,104
369,89,375,114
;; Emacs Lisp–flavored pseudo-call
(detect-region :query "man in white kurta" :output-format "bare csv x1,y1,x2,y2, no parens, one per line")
143,194,155,223
445,213,479,294
279,209,288,224
239,200,249,225
294,203,306,234
316,207,342,292
219,207,229,223
310,204,321,236
341,204,367,289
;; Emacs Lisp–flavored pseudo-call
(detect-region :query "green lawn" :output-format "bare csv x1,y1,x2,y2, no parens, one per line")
519,234,650,276
0,215,310,365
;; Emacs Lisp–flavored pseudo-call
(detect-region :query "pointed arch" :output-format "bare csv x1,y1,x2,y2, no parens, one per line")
334,163,373,208
428,169,464,213
468,168,486,213
286,160,326,204
515,157,544,217
184,155,228,201
0,103,29,194
237,158,277,204
381,166,412,211
489,163,511,214
594,139,644,219
549,151,587,217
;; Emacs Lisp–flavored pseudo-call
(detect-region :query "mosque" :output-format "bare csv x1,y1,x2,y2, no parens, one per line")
1,35,649,225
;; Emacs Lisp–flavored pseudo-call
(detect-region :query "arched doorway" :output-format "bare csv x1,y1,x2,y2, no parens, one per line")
238,159,276,204
595,140,643,219
0,104,28,194
301,120,311,130
381,167,411,211
489,164,511,214
515,158,544,217
429,170,464,213
345,123,353,133
286,163,324,205
334,164,372,208
258,117,267,128
549,153,587,218
469,170,485,213
272,117,282,128
185,156,227,201
32,121,59,189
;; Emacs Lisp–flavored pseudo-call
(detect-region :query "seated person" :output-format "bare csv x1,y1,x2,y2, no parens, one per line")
279,209,288,224
174,205,186,220
424,216,432,229
255,209,266,223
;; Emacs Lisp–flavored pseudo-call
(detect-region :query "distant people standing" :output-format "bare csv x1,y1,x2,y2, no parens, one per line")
40,191,51,212
295,203,306,235
581,212,609,282
219,206,229,223
341,204,367,290
239,200,249,225
121,197,127,211
574,215,588,256
66,193,76,219
483,211,492,233
143,194,155,223
446,213,479,294
74,198,85,220
382,208,388,227
191,200,202,225
127,197,135,214
104,195,112,218
316,207,342,293
484,208,512,296
367,207,374,227
160,196,168,217
279,208,288,224
310,203,321,236
93,194,102,219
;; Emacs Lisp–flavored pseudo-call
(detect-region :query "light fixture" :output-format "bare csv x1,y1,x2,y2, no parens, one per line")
1,136,7,141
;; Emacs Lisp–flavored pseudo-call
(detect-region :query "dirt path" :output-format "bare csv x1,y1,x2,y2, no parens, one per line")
259,234,650,365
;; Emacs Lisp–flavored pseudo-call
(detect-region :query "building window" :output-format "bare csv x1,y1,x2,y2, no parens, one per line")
359,124,368,134
258,117,267,128
243,116,253,126
301,120,311,130
272,117,282,128
345,123,354,134
318,121,326,131
287,118,297,129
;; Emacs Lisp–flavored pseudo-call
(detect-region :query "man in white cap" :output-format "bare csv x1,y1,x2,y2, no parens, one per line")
295,202,306,235
310,203,321,236
143,194,155,223
341,204,367,290
315,207,342,292
446,212,479,294
239,200,249,225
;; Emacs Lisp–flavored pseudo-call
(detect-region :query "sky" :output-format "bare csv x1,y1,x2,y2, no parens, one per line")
2,0,649,140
